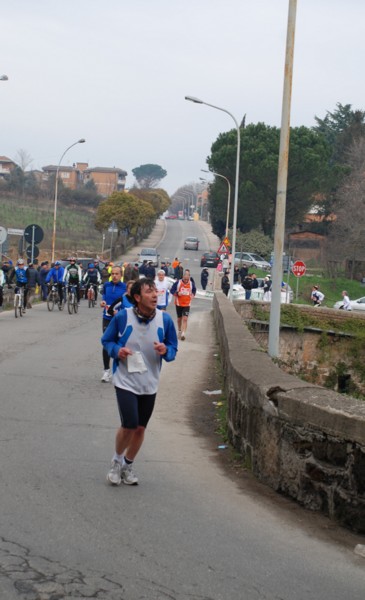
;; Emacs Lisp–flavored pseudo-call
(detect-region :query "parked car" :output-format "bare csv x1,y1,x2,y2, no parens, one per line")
138,247,160,267
166,214,177,219
184,236,200,250
200,252,220,268
333,296,365,311
234,252,271,271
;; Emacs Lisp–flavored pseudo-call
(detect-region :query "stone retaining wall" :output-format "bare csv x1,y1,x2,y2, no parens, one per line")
213,293,365,533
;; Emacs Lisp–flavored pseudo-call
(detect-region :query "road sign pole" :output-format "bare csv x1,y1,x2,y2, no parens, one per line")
296,276,299,300
31,226,35,263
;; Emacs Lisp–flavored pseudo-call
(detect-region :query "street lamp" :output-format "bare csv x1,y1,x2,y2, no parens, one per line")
0,75,9,81
201,168,231,238
51,138,86,263
185,96,241,301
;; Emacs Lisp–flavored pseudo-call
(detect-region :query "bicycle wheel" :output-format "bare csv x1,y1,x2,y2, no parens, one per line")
67,293,74,314
73,294,78,313
14,294,20,318
47,292,55,311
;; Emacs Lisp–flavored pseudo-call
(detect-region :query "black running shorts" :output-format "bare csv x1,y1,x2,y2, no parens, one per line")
115,387,156,429
175,305,190,318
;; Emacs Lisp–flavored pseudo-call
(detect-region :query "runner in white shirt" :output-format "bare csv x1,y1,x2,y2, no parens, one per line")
154,269,171,310
341,290,352,311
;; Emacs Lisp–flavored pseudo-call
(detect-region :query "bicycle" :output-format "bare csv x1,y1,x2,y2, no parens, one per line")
87,284,96,308
67,284,79,314
47,284,64,312
14,286,25,318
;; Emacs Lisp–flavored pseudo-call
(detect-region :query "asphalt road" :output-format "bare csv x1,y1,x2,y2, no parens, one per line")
1,219,364,600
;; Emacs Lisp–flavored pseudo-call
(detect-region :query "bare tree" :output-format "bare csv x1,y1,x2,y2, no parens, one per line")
15,148,33,171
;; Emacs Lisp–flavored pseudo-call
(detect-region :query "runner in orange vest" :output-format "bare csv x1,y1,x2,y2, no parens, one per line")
170,269,196,341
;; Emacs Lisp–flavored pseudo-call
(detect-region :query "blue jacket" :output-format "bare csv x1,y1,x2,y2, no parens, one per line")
46,266,65,284
14,267,28,285
102,308,178,375
102,280,127,320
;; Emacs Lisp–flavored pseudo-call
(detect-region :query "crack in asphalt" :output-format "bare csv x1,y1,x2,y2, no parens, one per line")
0,537,218,600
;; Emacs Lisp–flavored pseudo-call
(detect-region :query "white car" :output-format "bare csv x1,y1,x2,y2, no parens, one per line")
333,296,365,311
138,247,160,267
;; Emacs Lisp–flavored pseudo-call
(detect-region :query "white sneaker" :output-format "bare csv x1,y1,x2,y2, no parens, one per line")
107,460,122,485
181,332,186,341
121,463,139,485
101,369,110,382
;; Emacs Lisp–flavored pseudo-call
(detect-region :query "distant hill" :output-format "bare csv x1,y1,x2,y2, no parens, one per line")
0,194,104,262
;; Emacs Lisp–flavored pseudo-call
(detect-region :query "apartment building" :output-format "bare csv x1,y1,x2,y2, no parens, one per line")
0,156,17,181
41,162,127,196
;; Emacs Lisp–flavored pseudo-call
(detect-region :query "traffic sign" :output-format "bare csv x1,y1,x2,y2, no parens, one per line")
0,226,7,244
24,224,44,245
292,260,306,277
26,245,40,260
223,237,231,247
218,242,228,255
7,228,24,236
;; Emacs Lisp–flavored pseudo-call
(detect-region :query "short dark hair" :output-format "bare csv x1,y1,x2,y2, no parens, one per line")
130,277,156,303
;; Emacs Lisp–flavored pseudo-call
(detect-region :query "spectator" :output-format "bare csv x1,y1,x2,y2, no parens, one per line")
242,273,253,300
201,268,209,290
239,264,248,283
251,273,259,289
311,285,324,307
233,265,240,284
221,271,230,296
39,261,50,301
340,290,352,311
263,276,272,302
26,262,40,308
0,265,5,310
145,261,156,279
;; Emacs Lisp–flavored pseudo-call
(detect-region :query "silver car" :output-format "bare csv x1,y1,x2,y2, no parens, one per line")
184,236,200,250
138,247,160,267
333,296,365,311
234,252,271,271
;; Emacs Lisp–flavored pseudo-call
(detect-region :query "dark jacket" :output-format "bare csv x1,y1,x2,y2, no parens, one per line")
242,275,253,290
221,274,230,291
201,269,209,287
26,267,40,287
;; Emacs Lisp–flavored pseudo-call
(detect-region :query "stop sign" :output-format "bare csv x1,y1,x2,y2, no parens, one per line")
292,260,306,277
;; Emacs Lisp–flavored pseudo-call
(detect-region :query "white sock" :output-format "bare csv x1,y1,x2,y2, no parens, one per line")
113,453,124,464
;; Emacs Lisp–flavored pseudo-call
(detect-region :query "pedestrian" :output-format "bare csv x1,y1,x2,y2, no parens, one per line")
170,268,196,341
139,260,148,276
100,265,126,382
25,262,40,308
101,262,110,284
154,269,171,310
340,290,352,311
200,267,209,290
172,257,179,270
311,285,324,307
233,265,240,284
222,254,230,274
174,261,183,280
239,264,248,283
102,277,178,486
130,263,140,281
166,261,174,277
251,273,259,289
242,273,253,300
262,276,272,302
0,265,5,310
39,261,50,300
1,259,14,285
221,270,230,296
145,261,156,279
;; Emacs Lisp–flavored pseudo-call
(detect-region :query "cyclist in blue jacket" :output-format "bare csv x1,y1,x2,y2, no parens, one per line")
46,261,65,305
10,258,28,311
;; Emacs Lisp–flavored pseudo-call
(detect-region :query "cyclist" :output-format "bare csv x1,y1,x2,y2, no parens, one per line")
46,261,65,306
9,259,29,312
63,257,82,305
83,263,102,301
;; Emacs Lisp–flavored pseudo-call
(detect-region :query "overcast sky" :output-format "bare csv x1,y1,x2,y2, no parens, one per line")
1,0,365,195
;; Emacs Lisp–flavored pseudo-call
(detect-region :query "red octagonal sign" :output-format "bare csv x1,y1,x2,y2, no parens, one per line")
292,260,306,277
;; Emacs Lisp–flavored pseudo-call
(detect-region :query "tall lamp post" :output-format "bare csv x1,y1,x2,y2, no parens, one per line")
185,96,241,301
51,138,86,263
201,168,231,238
